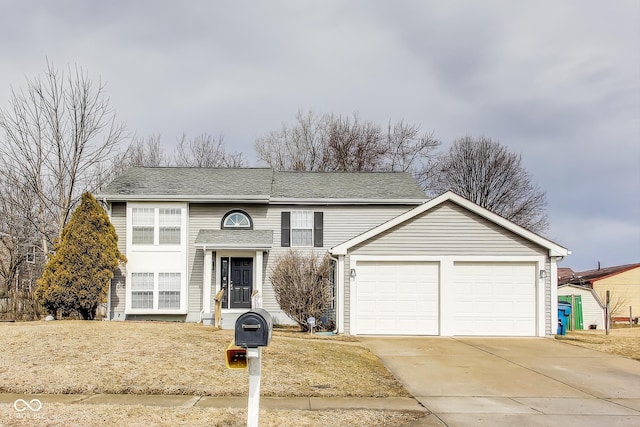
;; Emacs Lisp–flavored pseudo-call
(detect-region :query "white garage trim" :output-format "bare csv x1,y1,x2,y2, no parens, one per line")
349,255,546,336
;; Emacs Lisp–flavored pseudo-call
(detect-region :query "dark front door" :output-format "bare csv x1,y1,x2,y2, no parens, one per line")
230,258,253,309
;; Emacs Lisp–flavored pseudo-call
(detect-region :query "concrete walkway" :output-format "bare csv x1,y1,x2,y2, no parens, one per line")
362,336,640,427
1,392,426,411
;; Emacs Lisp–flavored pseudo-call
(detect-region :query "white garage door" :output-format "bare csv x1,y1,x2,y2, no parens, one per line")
453,262,536,336
356,261,439,335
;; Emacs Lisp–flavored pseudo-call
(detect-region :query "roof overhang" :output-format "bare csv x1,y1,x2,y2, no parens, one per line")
330,191,571,257
268,198,427,205
99,194,271,203
194,229,273,251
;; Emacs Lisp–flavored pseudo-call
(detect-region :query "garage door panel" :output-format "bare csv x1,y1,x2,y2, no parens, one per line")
356,261,439,335
453,262,536,336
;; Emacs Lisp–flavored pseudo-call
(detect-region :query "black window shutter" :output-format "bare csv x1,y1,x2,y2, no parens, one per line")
314,211,323,247
281,212,290,247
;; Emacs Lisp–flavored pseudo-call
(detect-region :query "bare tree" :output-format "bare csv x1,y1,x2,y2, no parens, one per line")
605,291,628,318
0,61,126,253
105,134,167,180
0,175,45,320
428,136,548,233
255,109,440,184
0,178,39,292
270,250,334,331
174,133,246,167
123,134,166,167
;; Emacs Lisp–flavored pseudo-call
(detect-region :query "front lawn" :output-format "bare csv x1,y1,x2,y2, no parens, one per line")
0,321,409,398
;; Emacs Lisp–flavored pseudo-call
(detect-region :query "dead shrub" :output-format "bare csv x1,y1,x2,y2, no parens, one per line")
270,250,333,331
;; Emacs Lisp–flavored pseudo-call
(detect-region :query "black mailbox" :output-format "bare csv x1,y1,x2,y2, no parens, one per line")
235,308,273,348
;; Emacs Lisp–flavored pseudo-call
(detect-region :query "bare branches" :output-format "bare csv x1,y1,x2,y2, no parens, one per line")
112,132,247,171
428,136,549,233
255,109,440,186
270,250,333,331
174,133,246,168
0,61,127,252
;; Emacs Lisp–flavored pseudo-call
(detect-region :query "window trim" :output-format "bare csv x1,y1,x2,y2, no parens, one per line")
159,207,182,244
290,210,314,247
131,272,154,309
128,204,186,249
281,210,323,248
127,271,185,313
221,210,253,230
132,207,154,245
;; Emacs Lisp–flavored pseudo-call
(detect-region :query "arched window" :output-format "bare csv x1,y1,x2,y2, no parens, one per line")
222,210,252,229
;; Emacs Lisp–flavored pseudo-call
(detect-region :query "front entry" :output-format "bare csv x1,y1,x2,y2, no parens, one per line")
221,257,253,309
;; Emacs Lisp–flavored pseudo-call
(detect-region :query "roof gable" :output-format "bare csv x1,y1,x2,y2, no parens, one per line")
330,191,570,257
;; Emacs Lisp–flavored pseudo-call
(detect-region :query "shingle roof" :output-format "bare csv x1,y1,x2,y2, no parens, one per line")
98,167,427,203
558,263,640,285
271,171,426,200
99,167,273,199
194,230,273,250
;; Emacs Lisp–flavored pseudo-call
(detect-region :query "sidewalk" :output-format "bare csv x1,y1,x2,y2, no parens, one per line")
1,393,427,412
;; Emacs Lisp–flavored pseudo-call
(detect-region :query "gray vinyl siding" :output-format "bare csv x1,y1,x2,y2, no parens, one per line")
343,255,352,333
110,202,127,318
545,260,551,334
349,202,545,257
261,204,416,321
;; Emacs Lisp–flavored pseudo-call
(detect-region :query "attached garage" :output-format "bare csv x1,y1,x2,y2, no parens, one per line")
332,192,569,337
356,261,439,335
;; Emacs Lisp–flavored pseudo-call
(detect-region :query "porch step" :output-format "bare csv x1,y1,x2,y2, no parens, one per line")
220,312,242,330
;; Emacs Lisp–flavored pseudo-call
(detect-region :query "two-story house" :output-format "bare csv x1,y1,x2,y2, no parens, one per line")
98,167,569,336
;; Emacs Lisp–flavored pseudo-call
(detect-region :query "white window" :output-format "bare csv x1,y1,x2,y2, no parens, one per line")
159,208,181,244
223,211,251,229
132,208,154,244
130,272,182,310
158,273,181,309
131,273,154,309
131,207,182,245
291,210,313,247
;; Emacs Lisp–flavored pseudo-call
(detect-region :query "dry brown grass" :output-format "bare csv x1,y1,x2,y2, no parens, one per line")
1,404,423,427
555,325,640,361
0,321,409,398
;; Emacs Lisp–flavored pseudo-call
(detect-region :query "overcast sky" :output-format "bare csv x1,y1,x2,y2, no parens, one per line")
1,1,639,271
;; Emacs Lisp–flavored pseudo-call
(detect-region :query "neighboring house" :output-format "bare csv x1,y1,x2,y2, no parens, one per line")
560,263,640,320
557,284,605,330
98,167,569,337
558,267,575,283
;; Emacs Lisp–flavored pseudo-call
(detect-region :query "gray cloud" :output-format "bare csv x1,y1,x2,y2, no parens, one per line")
1,0,638,270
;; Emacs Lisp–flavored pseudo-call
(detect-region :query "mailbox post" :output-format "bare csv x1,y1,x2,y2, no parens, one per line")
246,347,261,427
229,308,273,427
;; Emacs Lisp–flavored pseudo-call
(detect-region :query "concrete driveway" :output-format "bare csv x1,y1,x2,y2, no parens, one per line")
362,337,640,427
